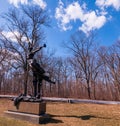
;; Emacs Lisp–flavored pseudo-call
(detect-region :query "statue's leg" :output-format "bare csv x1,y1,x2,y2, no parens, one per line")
37,79,42,99
33,74,37,97
43,75,55,84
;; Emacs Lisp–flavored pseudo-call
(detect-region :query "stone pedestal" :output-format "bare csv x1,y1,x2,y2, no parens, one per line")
5,101,49,124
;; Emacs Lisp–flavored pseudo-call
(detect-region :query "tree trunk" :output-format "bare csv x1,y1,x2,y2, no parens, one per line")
24,70,28,96
87,80,91,99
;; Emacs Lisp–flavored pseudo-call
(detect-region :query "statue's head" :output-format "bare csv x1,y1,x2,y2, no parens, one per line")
28,42,33,51
29,47,33,51
33,59,37,63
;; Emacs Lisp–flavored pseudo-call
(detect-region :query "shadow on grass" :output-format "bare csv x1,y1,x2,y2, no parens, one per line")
40,117,63,124
40,113,114,124
49,114,112,120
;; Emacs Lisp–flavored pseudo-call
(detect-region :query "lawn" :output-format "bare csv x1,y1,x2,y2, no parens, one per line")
0,98,120,126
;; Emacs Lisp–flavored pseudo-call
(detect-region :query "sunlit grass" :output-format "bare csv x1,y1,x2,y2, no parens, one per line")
0,98,120,126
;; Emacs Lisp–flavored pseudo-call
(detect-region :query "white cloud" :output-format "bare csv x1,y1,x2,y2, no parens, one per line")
65,2,85,22
79,11,106,34
2,31,29,43
9,0,28,7
55,0,72,31
55,0,107,34
96,0,120,10
8,0,47,9
33,0,47,9
2,31,18,42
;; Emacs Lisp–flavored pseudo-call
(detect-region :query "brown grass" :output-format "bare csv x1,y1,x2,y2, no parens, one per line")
0,98,120,126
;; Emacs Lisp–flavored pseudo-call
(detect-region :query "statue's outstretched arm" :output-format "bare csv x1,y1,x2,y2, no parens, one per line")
32,44,46,54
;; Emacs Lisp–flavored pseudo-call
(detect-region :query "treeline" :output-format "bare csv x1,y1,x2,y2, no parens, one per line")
0,5,120,101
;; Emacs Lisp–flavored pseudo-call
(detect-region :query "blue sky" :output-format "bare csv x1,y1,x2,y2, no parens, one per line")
0,0,120,57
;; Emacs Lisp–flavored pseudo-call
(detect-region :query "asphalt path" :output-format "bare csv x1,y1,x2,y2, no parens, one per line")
0,95,120,105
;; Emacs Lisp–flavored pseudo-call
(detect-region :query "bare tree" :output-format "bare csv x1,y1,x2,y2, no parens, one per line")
97,46,114,100
106,42,120,100
98,42,120,101
0,5,50,95
65,31,101,99
0,44,11,94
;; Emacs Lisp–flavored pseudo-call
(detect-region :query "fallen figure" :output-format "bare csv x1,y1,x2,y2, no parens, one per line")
13,94,44,107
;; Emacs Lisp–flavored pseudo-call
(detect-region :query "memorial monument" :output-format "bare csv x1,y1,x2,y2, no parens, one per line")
5,43,55,124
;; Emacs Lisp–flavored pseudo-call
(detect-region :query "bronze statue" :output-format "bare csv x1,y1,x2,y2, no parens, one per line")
14,43,55,106
27,43,55,98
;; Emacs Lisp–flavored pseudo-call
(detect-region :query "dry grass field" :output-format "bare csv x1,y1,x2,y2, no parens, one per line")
0,98,120,126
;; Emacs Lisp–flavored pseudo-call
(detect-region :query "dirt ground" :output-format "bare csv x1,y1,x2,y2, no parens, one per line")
0,98,120,126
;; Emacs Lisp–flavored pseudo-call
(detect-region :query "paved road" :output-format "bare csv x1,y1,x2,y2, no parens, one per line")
0,95,120,105
42,97,120,105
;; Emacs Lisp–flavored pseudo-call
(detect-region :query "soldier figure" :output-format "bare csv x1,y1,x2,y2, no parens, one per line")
27,43,55,98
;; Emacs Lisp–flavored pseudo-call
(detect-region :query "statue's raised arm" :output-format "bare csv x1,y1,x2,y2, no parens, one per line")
27,43,46,60
32,44,46,55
